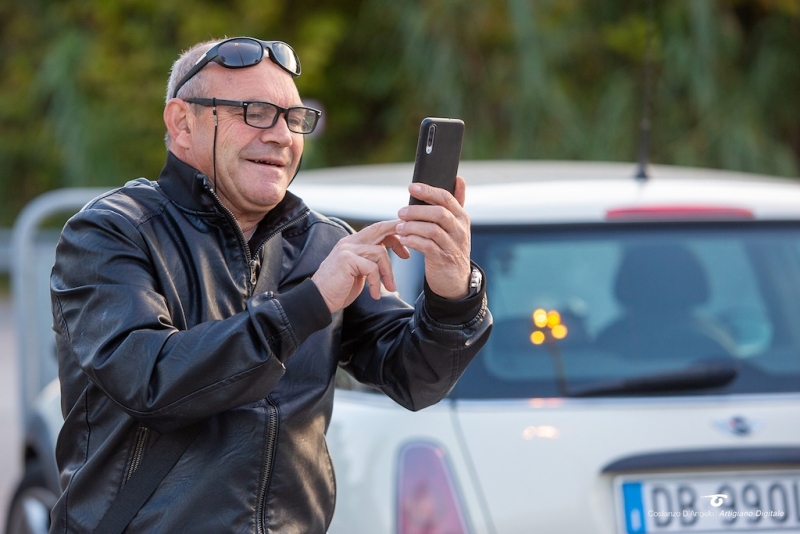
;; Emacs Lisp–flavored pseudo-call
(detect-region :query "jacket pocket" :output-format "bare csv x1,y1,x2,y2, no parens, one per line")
124,425,150,483
257,398,280,534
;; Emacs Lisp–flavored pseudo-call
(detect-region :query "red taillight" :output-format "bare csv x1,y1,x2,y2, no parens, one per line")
396,442,470,534
606,205,754,221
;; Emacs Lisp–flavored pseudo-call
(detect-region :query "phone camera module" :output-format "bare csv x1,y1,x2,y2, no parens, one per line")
425,125,436,154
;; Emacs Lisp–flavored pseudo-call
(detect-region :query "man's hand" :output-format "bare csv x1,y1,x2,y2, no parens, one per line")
311,220,410,313
397,176,471,300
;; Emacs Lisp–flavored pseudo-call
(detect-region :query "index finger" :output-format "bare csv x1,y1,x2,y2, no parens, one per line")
408,176,466,210
350,219,403,244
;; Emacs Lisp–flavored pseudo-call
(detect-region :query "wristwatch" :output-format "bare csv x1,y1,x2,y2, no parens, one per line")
467,266,483,298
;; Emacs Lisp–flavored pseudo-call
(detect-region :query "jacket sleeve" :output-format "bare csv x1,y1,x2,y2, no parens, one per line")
339,268,492,411
51,208,331,433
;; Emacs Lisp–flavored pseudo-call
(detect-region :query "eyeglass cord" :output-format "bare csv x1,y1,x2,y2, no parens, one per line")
212,98,218,193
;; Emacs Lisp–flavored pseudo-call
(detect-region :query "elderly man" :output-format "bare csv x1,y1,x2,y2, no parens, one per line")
50,37,491,533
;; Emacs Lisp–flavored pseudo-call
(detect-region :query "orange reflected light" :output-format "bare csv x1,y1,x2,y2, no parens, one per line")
522,425,561,440
532,308,569,344
529,398,546,408
537,426,561,439
551,324,568,340
530,331,545,345
527,398,565,408
533,309,548,328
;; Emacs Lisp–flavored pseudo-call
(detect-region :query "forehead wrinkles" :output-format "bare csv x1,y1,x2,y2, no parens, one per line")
206,61,301,105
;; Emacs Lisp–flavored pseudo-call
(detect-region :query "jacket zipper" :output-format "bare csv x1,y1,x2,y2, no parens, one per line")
125,426,149,482
203,184,254,275
199,185,303,532
202,182,309,294
249,258,258,286
257,399,279,534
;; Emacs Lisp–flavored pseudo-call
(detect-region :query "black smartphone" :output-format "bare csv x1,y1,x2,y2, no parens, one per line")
409,117,465,205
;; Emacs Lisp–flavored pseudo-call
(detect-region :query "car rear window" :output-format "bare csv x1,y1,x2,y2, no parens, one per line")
453,222,800,399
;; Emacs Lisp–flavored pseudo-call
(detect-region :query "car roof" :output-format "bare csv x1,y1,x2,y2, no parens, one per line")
290,160,800,224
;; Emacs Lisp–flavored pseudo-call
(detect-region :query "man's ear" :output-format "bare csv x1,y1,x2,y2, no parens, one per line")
164,98,193,150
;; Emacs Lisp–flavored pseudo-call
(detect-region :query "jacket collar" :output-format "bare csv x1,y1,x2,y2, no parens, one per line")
158,151,218,212
157,151,310,241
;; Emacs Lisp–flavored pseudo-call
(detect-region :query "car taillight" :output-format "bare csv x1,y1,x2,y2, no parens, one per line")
606,205,754,221
396,441,471,534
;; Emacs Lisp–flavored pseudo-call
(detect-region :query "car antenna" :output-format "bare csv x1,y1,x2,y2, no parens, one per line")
635,0,656,181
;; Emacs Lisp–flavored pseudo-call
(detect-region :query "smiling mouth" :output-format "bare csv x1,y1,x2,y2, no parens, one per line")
248,158,284,167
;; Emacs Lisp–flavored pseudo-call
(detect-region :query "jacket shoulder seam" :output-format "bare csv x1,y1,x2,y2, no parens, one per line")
83,182,170,228
322,215,356,235
82,187,126,210
282,211,352,240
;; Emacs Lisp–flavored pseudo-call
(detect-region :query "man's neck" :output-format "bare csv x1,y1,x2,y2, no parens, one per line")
243,225,257,242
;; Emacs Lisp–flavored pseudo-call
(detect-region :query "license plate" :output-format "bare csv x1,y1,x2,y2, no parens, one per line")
615,471,800,533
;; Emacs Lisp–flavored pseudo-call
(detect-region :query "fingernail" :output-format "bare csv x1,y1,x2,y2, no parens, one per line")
396,223,404,233
398,207,408,218
410,184,422,193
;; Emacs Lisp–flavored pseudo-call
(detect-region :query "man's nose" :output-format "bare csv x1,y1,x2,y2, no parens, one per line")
260,112,293,146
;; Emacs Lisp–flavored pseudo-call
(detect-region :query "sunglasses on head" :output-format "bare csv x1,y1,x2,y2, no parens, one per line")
172,37,301,99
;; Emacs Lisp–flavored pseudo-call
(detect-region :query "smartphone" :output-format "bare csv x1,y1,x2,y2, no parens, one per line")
409,117,465,205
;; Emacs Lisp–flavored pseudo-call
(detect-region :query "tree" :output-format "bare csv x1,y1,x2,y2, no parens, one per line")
0,0,797,224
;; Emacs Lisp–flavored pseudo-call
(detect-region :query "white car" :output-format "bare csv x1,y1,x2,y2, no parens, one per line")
8,160,800,534
294,160,800,534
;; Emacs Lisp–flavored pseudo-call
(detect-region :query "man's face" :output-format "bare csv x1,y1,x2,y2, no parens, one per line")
188,60,305,221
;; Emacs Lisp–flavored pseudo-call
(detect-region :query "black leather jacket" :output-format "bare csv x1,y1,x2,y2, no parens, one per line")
50,152,491,533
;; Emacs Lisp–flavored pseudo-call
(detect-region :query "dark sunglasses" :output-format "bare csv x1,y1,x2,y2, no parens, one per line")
172,37,301,99
185,98,321,134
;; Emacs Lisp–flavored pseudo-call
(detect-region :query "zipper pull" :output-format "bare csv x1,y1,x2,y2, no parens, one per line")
250,259,257,286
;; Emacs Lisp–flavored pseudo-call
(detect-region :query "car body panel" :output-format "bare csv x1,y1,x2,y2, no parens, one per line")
327,390,800,533
293,161,800,224
26,380,63,496
453,395,800,533
326,391,492,534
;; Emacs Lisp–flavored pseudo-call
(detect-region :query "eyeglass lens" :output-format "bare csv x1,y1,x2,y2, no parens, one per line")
216,39,299,76
217,40,263,68
245,102,318,133
267,42,299,75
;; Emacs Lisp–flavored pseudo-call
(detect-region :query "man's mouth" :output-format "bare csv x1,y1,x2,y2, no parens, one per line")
248,158,285,168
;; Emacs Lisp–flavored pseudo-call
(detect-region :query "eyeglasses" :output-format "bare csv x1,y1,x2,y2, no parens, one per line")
185,98,321,134
172,38,301,99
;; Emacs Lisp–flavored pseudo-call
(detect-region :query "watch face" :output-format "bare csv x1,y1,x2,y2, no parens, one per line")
469,267,482,297
470,267,482,288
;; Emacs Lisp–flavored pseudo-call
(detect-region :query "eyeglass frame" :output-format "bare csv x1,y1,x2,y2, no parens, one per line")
171,38,301,100
185,97,322,134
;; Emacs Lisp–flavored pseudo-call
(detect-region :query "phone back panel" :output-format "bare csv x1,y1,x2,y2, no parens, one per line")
410,118,465,205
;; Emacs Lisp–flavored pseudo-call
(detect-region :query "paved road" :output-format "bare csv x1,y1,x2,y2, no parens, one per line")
0,298,22,528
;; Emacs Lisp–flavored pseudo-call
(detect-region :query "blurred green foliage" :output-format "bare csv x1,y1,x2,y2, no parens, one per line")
0,0,798,224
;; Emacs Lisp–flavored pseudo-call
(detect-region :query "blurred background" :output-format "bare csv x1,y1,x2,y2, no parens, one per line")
0,0,798,525
0,0,798,225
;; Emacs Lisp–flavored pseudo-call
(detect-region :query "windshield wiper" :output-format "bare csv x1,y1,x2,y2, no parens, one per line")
568,360,740,397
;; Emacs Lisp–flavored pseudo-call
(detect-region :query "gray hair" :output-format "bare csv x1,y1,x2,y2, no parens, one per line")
164,39,221,149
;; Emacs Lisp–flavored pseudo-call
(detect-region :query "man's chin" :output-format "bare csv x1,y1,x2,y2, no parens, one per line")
249,181,289,211
259,162,299,185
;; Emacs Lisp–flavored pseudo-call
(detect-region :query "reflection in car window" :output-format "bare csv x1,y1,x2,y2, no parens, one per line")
454,223,800,399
